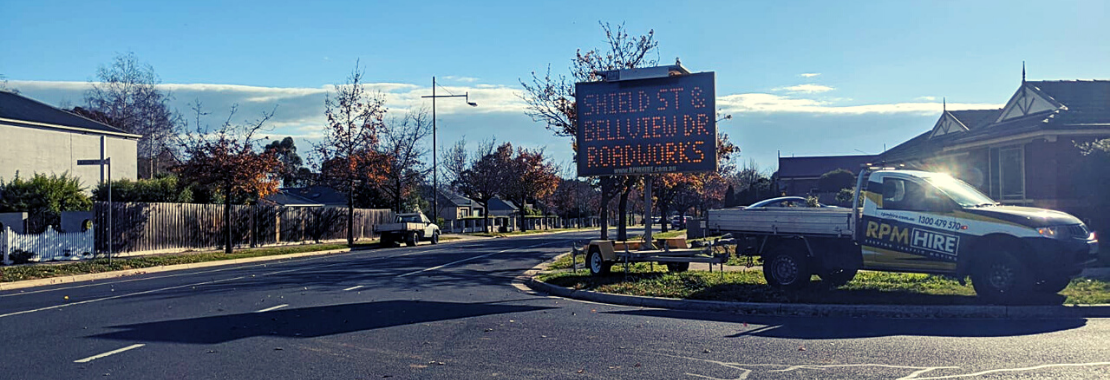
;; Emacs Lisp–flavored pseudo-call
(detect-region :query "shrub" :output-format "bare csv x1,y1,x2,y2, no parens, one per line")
93,175,193,203
0,172,91,229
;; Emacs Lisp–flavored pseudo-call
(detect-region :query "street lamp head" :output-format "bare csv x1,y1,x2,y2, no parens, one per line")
467,102,478,107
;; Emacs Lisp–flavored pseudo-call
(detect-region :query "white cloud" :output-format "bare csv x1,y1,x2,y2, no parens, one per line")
443,76,479,83
916,96,937,101
800,73,821,78
774,84,835,94
718,93,1002,115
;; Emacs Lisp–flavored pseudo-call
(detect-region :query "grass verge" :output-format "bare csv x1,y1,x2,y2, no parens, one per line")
1,243,357,283
538,258,1110,305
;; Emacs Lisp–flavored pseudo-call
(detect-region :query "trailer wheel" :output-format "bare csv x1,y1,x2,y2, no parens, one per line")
405,232,418,247
763,245,811,290
1033,275,1071,294
972,251,1031,304
665,262,690,273
430,231,440,245
587,249,611,276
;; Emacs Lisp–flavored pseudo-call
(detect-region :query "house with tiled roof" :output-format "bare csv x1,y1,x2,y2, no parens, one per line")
878,75,1110,224
777,154,877,195
0,91,140,187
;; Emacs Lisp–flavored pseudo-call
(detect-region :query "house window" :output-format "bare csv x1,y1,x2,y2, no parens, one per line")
989,145,1025,200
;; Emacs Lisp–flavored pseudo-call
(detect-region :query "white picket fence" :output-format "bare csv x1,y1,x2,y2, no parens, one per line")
2,226,95,265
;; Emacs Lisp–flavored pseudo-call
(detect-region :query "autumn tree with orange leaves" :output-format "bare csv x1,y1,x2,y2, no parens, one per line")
507,147,560,231
315,62,388,245
176,101,282,253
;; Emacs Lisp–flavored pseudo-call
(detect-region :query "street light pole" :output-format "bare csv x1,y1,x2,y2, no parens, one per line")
422,77,477,224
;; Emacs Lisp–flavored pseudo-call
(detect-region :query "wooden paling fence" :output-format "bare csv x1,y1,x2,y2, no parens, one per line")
94,202,392,255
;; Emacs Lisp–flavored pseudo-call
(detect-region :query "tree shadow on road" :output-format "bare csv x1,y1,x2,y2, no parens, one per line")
89,300,552,344
608,308,1087,339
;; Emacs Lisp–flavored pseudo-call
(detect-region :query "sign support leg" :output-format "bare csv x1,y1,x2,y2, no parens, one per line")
644,175,652,249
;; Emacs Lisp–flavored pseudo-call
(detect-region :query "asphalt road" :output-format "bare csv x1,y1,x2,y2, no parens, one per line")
2,230,1109,379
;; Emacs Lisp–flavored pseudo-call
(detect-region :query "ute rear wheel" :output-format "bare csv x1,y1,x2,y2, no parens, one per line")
587,249,612,276
405,232,418,247
763,244,812,290
972,252,1031,304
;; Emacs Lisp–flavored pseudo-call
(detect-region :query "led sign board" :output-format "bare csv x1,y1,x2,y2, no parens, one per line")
575,71,716,177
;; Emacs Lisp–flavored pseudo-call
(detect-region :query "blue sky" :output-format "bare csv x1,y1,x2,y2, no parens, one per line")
3,0,1108,174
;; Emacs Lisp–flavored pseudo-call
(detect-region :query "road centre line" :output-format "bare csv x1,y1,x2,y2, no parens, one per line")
255,304,289,313
343,285,363,291
396,240,567,277
74,344,145,363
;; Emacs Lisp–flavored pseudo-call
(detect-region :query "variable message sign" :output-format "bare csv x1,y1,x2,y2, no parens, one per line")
575,71,716,177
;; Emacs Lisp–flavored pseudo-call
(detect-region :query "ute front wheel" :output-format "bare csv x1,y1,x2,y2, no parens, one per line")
972,252,1031,304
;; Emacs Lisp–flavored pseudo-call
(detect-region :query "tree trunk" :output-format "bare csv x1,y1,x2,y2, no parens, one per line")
482,200,491,233
660,202,670,233
347,180,355,246
599,201,609,240
224,185,232,253
519,193,528,232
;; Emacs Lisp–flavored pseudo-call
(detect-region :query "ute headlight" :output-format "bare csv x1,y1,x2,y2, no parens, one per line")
1037,226,1061,238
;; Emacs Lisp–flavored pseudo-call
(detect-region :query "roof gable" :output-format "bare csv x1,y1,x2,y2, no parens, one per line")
996,83,1065,123
930,112,969,138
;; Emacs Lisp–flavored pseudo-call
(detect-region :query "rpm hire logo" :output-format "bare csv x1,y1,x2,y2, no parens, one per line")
911,229,959,256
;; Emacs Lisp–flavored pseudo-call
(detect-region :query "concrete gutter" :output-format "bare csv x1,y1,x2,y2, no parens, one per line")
522,255,1110,319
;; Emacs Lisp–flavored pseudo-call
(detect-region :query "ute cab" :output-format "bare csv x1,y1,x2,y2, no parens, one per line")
855,169,1098,300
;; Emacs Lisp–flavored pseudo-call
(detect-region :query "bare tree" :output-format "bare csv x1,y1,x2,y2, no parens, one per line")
440,138,468,194
520,22,660,240
0,74,17,94
455,141,512,232
379,108,433,213
176,101,281,253
314,61,388,245
84,52,180,178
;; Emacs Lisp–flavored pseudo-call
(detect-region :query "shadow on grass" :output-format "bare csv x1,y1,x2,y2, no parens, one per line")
91,300,552,344
546,273,1069,306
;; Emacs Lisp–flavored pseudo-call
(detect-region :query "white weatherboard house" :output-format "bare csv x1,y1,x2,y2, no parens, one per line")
0,91,139,188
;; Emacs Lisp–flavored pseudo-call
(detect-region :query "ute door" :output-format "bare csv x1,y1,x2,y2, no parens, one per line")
860,174,960,273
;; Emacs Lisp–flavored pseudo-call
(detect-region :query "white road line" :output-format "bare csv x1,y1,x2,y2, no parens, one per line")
255,304,289,313
396,240,565,277
74,344,145,363
343,285,363,291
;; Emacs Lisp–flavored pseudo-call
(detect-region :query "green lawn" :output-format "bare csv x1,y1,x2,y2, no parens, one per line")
539,257,1110,305
1,242,358,283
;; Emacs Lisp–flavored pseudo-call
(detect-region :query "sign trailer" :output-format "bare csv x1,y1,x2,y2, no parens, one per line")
575,65,717,243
